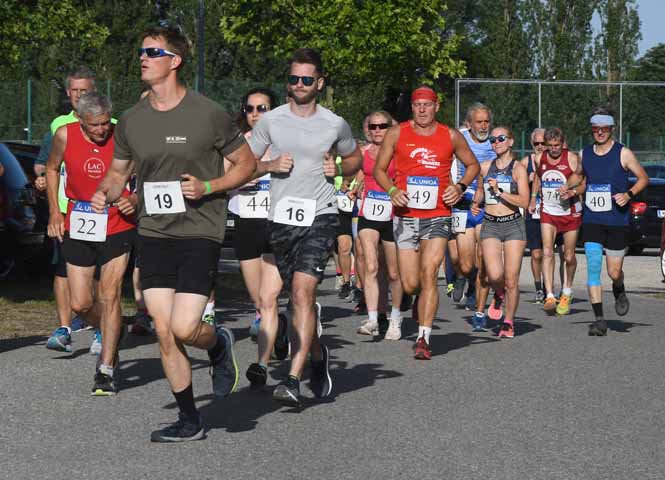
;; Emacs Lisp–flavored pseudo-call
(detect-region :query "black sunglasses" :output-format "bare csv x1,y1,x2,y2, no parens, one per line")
287,75,316,86
139,47,176,58
489,134,509,144
533,141,545,146
369,123,390,131
244,104,270,114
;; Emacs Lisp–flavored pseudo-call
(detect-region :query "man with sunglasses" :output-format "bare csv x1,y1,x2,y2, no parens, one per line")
248,48,362,406
374,86,480,359
92,26,256,442
580,109,648,336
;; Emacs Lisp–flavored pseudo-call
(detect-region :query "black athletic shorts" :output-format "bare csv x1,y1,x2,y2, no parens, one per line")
582,223,628,251
137,235,220,296
62,229,134,269
357,217,394,243
53,238,101,279
525,218,542,250
232,214,272,261
337,211,353,238
269,214,338,288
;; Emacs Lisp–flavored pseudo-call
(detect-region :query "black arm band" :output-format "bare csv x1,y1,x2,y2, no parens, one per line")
458,182,467,192
627,190,635,199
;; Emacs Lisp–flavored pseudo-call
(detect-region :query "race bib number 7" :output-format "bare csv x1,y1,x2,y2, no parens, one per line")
407,176,438,210
586,184,612,212
273,196,316,226
144,181,186,215
69,201,108,242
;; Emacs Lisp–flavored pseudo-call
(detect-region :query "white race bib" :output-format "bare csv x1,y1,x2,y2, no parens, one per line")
69,201,108,242
336,191,353,213
363,190,392,221
542,181,564,206
406,176,438,210
532,197,541,220
238,180,270,219
452,210,468,233
273,196,316,226
144,181,186,215
586,184,612,212
484,175,511,206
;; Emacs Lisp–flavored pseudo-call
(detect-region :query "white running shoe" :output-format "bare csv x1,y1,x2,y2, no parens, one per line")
357,319,378,336
383,317,402,340
316,302,322,338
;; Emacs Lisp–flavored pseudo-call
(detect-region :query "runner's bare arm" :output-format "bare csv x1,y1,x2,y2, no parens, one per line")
470,162,488,216
338,145,362,177
500,162,529,209
528,166,541,214
373,125,408,207
617,146,648,206
45,126,67,241
92,157,134,212
443,128,480,205
561,151,586,198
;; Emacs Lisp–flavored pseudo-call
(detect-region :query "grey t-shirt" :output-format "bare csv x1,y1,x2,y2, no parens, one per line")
248,104,356,220
114,90,245,242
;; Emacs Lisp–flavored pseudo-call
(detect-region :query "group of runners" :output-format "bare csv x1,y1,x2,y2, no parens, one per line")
36,26,649,442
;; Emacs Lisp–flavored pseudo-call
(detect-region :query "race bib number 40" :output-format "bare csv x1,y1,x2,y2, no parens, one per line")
363,190,392,221
69,201,108,242
586,184,612,212
273,196,316,226
407,176,438,210
239,180,270,218
336,191,353,213
144,181,186,215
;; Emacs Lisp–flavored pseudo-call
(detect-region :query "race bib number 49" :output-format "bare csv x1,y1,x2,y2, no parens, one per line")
406,176,438,210
239,180,270,218
363,190,392,221
144,181,186,215
273,196,316,226
69,201,108,242
586,184,612,212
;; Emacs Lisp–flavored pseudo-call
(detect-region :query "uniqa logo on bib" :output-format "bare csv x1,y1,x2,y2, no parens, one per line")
84,157,106,179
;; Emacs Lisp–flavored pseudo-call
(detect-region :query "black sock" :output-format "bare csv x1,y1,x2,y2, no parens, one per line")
468,268,478,285
535,281,543,292
612,279,625,299
208,334,224,362
591,302,604,320
173,384,198,419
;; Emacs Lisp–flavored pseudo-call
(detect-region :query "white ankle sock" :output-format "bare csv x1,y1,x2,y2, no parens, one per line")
390,306,401,320
418,326,432,343
368,311,378,322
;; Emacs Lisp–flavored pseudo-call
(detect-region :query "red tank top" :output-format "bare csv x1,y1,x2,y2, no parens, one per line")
536,149,580,216
359,147,395,217
63,123,134,234
393,121,454,218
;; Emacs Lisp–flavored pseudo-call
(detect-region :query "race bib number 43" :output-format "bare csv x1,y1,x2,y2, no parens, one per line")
273,196,316,226
407,176,438,210
363,190,392,221
69,201,108,242
239,180,270,218
144,181,186,215
586,184,612,212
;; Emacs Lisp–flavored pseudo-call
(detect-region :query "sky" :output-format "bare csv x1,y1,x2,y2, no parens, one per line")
636,0,664,56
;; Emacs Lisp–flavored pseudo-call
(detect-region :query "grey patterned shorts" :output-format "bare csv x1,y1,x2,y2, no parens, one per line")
392,216,452,250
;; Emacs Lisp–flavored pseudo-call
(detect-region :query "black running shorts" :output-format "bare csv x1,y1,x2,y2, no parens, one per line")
232,215,272,261
62,229,135,269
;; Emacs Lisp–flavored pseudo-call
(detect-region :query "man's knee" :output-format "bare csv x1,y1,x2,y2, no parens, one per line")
70,296,93,315
531,249,543,262
542,247,555,258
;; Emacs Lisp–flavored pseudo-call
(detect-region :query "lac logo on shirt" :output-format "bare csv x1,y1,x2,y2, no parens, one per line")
84,157,106,179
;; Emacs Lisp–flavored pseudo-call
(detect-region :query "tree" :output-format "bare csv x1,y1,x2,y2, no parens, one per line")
592,0,641,82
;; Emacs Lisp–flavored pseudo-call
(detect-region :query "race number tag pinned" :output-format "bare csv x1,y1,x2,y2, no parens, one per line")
406,176,438,210
484,175,511,205
69,201,108,242
363,190,392,221
239,180,270,218
542,180,564,207
144,181,186,215
452,209,468,233
273,196,316,226
336,191,353,213
586,184,612,212
532,197,541,220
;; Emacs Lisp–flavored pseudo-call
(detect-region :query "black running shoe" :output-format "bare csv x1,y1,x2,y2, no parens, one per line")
310,345,332,398
91,372,117,396
338,282,351,300
273,376,301,407
208,327,239,397
274,313,289,360
246,363,268,388
150,413,204,443
452,277,466,303
615,292,630,317
588,319,608,336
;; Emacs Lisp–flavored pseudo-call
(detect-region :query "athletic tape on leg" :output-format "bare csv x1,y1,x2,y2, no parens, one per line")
584,242,603,287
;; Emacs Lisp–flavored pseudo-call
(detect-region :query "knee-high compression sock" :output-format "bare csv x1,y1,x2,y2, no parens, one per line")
612,276,625,299
584,242,603,288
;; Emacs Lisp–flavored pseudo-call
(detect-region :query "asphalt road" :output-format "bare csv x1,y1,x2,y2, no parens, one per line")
1,249,664,479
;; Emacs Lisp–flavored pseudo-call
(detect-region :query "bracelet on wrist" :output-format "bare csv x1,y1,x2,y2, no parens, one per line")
204,181,212,194
336,163,343,176
458,182,467,192
388,186,398,197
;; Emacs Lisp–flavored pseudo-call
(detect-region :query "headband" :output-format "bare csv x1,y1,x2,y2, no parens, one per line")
411,87,438,103
590,114,615,126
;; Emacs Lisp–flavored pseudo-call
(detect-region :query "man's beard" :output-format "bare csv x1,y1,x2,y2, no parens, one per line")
472,130,489,142
288,87,318,105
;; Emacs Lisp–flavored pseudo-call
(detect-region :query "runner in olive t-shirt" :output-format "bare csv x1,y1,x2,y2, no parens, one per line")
92,26,256,443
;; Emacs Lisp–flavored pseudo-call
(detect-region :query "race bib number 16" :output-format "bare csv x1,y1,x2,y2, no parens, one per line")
273,196,316,226
406,176,438,210
144,181,186,215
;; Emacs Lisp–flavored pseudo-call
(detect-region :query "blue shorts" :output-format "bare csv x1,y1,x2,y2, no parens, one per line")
466,208,484,228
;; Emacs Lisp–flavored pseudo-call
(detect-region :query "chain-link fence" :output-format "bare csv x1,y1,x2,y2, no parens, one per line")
455,79,665,163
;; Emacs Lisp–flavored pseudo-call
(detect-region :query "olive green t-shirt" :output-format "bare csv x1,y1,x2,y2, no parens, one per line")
113,90,246,242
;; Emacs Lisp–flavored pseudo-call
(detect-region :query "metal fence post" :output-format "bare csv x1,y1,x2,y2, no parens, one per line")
27,79,32,142
619,83,623,143
538,81,542,128
455,79,460,129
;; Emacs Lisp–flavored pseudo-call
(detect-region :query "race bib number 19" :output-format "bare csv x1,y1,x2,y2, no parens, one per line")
406,176,438,210
586,184,612,212
363,190,392,221
144,181,186,215
273,196,316,226
69,201,108,242
239,180,270,218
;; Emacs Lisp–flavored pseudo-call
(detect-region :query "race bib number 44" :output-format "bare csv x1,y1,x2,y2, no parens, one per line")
407,176,438,210
273,196,316,226
363,190,392,221
586,184,612,212
239,180,270,218
69,201,108,242
144,181,186,215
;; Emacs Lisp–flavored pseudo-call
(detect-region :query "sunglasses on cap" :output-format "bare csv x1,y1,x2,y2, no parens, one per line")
287,75,316,86
489,134,509,144
591,126,611,134
368,123,390,131
243,104,270,114
139,47,176,58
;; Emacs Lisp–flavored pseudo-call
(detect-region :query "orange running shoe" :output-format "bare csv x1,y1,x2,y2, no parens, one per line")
413,337,431,360
543,296,557,315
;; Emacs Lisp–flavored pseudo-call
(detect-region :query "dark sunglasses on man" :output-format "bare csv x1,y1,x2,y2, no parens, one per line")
532,141,546,146
368,123,390,131
243,104,270,114
287,75,316,87
138,47,176,58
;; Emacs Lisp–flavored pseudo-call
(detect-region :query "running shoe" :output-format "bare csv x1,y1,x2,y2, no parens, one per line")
273,376,301,407
353,294,367,314
310,345,332,398
70,316,87,332
351,287,363,304
208,327,238,398
543,296,557,315
413,336,431,360
335,274,344,290
615,292,630,317
46,327,72,352
378,313,389,335
556,293,572,315
497,321,514,339
534,290,545,304
452,277,466,303
202,312,216,326
357,319,379,336
91,371,117,396
246,363,267,388
90,329,102,355
446,283,454,298
338,282,351,300
150,413,205,443
472,312,487,332
384,316,402,340
273,313,289,360
400,295,412,312
588,319,608,336
315,302,322,338
130,311,154,335
249,315,261,342
488,291,504,321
